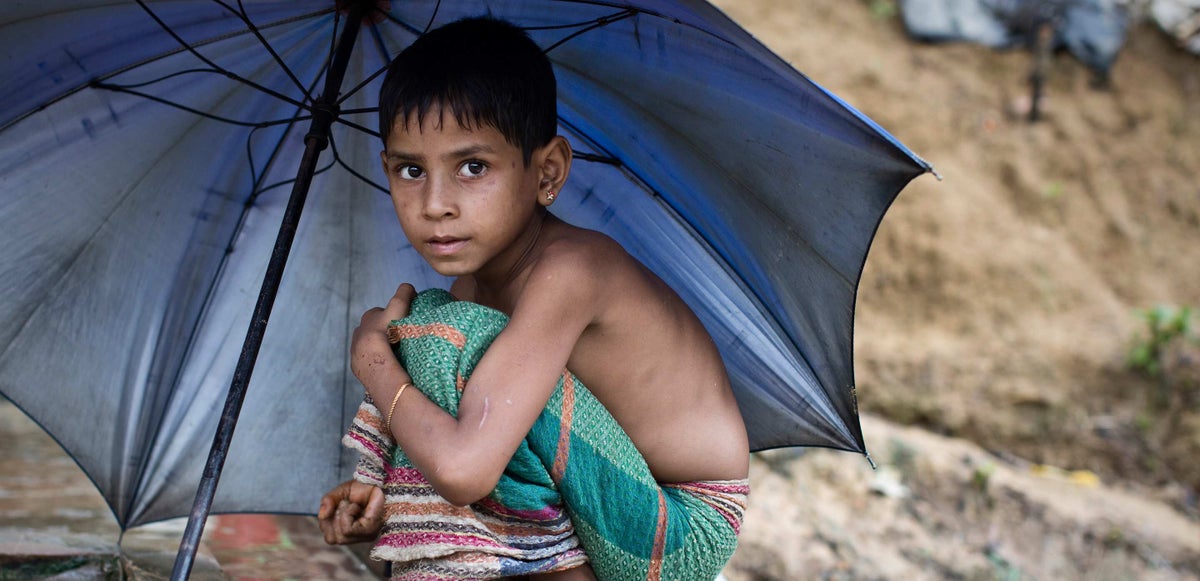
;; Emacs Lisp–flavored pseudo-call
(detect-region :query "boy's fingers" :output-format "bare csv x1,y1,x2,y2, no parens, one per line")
316,480,352,521
383,283,416,320
360,485,385,524
394,282,416,300
339,499,363,520
359,306,384,327
318,514,336,544
344,486,384,537
332,505,357,540
347,481,374,505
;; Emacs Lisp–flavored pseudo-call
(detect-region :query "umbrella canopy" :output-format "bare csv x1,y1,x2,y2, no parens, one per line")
0,0,929,532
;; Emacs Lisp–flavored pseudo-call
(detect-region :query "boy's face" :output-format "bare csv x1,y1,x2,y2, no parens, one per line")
380,109,546,279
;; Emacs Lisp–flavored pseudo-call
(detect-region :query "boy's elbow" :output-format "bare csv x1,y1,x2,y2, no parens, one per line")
428,460,500,507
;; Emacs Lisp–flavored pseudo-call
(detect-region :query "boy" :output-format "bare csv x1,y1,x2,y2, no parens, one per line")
319,17,748,580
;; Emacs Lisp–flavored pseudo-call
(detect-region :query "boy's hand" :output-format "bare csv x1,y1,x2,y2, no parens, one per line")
317,480,385,545
351,283,416,392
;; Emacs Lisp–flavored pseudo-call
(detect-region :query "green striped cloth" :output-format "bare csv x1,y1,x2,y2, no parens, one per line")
344,289,748,580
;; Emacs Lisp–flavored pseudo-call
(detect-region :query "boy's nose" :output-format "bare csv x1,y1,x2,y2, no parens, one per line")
421,181,458,219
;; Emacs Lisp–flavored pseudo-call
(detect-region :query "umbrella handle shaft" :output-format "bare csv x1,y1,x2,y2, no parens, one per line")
170,2,369,579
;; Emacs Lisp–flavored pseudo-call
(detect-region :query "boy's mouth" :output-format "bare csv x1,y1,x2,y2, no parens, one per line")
426,236,468,256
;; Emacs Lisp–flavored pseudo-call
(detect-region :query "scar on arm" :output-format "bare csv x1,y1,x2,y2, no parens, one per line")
478,397,490,430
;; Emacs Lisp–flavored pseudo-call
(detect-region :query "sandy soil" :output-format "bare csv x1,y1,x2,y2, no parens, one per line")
710,0,1200,578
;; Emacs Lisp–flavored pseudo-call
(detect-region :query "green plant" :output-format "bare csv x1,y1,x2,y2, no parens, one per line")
867,0,897,20
971,462,996,494
1129,305,1198,407
1041,181,1065,200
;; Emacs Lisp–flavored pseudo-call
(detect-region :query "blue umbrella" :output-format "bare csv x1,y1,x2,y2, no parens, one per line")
0,0,930,576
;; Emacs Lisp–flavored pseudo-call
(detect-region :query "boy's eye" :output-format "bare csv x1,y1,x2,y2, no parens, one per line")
458,161,487,178
397,165,423,180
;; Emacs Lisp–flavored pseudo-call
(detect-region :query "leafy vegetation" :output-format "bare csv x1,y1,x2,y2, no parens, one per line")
1128,305,1198,409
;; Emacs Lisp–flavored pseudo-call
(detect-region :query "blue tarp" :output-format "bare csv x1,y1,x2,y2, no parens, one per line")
899,0,1131,77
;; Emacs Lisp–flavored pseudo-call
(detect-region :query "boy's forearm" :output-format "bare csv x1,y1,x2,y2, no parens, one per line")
363,367,497,505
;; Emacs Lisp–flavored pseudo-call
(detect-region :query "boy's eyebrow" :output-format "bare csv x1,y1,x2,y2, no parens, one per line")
445,144,498,159
384,144,499,162
384,149,422,162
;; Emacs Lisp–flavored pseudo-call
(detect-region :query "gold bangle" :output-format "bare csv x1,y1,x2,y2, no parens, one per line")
385,382,412,432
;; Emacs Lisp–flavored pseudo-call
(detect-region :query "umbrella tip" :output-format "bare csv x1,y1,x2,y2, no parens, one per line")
864,452,878,471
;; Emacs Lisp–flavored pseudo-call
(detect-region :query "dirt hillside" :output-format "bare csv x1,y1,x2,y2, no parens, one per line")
710,0,1200,578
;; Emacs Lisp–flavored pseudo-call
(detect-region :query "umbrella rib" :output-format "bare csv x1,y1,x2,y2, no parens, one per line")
335,19,396,107
521,9,635,31
209,0,315,104
242,56,333,199
543,0,736,46
336,64,389,107
380,12,425,36
542,9,637,54
367,18,395,62
572,151,621,165
103,67,225,90
245,124,269,193
90,81,298,129
252,156,338,199
134,0,309,111
333,117,382,139
330,136,389,194
422,0,444,34
0,8,334,134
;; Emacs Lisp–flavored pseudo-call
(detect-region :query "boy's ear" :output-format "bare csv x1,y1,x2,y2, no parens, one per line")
536,136,572,206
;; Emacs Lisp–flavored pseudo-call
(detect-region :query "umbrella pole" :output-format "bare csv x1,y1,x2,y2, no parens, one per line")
169,2,369,579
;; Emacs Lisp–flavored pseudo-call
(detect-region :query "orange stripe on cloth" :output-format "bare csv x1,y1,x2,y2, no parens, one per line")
647,490,668,581
550,371,575,484
387,323,466,349
353,406,384,432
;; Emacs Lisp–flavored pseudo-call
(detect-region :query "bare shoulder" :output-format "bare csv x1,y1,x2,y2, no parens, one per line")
532,225,642,290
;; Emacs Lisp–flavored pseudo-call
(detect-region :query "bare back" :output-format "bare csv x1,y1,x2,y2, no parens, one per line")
453,216,749,484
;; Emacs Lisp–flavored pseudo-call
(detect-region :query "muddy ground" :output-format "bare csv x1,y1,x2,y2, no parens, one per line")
712,1,1200,579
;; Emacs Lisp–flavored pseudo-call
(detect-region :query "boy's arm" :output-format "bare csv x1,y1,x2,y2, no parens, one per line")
352,251,602,506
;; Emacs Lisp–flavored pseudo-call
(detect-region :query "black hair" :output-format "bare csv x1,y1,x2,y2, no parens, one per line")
377,17,558,164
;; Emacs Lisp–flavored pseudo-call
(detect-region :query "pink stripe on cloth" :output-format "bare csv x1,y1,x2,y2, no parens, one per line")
375,531,508,551
346,431,389,460
664,479,750,535
474,496,570,523
386,466,432,485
